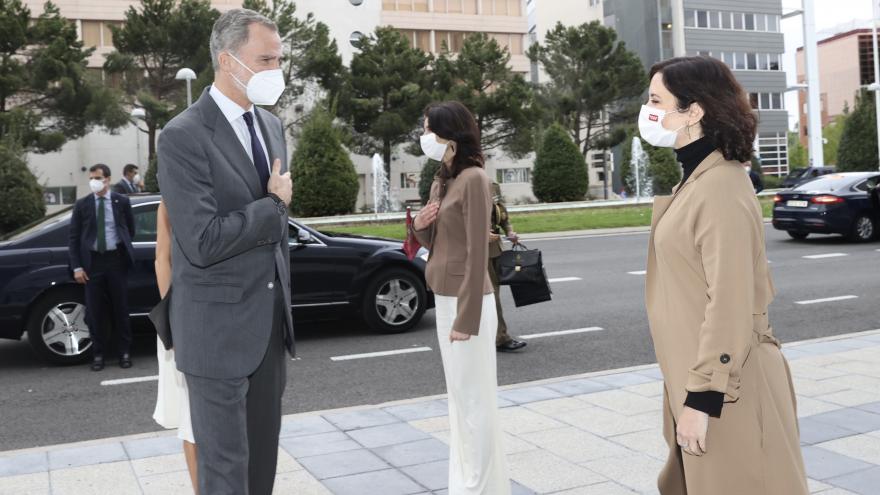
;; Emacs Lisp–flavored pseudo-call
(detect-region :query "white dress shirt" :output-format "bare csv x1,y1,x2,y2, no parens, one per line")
209,84,272,175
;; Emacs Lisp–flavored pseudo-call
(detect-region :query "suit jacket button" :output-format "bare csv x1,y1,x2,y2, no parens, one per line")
720,353,731,364
268,282,275,289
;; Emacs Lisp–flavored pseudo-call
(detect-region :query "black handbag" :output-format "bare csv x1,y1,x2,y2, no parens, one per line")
149,286,173,350
509,274,552,307
497,243,546,286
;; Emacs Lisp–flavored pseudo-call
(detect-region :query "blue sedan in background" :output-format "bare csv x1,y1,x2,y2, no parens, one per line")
772,172,880,242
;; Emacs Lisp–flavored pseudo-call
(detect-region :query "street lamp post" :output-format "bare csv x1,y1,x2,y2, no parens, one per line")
130,107,147,167
802,0,824,168
175,68,197,107
871,0,880,171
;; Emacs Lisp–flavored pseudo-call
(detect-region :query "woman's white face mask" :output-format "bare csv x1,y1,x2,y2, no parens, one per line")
420,133,450,162
637,105,688,148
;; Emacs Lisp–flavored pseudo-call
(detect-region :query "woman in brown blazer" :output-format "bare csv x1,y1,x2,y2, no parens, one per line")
412,101,510,494
639,57,808,494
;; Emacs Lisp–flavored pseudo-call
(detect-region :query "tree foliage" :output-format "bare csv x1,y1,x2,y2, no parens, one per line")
532,124,588,202
0,141,45,235
787,131,807,169
620,131,681,196
837,90,879,171
418,159,441,204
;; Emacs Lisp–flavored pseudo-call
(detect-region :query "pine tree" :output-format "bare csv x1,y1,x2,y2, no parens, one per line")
647,146,680,195
290,110,358,217
837,90,879,171
532,124,588,202
418,159,441,204
0,141,46,235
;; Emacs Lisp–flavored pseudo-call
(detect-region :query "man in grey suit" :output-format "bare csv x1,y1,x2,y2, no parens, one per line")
157,9,294,495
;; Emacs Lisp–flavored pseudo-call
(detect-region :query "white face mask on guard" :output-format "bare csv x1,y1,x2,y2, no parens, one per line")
637,105,688,148
228,52,286,106
89,179,105,194
420,133,450,162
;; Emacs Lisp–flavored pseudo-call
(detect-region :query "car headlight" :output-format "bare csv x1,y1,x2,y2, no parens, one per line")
418,247,429,262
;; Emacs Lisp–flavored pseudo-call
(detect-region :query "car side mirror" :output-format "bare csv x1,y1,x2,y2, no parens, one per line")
297,229,312,243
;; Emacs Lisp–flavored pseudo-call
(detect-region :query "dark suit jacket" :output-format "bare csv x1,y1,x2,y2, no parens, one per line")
113,179,138,195
68,191,136,272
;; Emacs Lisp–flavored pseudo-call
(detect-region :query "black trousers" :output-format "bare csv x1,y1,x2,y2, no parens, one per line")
186,282,288,495
84,248,132,357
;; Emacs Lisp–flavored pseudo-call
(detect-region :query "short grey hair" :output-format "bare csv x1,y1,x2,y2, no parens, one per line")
210,8,278,72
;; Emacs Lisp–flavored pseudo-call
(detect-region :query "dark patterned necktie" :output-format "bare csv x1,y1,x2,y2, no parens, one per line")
242,112,270,195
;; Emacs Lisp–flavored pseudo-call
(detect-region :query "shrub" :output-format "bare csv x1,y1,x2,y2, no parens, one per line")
532,124,588,202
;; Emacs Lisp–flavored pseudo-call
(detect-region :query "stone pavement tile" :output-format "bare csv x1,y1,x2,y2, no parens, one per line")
555,405,659,437
48,442,128,470
798,417,859,445
797,397,844,418
523,397,593,416
544,378,612,397
857,402,880,415
373,438,449,468
797,354,851,368
401,459,448,491
408,415,450,434
575,390,662,416
0,452,47,477
826,466,880,495
511,481,538,494
824,374,880,394
621,381,664,398
280,415,338,438
130,453,187,477
784,348,814,361
502,432,539,455
321,468,426,495
498,406,566,436
580,452,664,494
273,469,333,495
499,385,565,405
430,430,450,444
860,334,880,343
796,342,867,356
506,448,607,493
817,433,880,465
140,469,193,495
280,431,360,458
298,448,390,480
608,428,669,461
0,471,49,495
50,460,141,495
552,481,639,494
814,489,860,494
790,362,849,380
384,400,449,422
820,390,880,408
635,368,665,380
808,408,880,434
801,446,875,481
277,447,304,473
324,408,400,431
792,377,850,398
123,435,183,459
519,426,630,463
828,361,880,379
809,478,834,493
348,422,431,449
592,372,659,388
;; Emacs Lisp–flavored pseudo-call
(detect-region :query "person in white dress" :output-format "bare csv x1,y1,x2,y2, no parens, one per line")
152,200,198,492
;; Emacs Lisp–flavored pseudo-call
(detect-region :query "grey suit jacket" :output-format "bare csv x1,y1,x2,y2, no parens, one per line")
157,87,294,379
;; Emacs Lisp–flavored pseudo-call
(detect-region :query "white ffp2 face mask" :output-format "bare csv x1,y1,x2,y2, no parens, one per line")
228,53,286,106
420,133,450,162
638,105,687,148
133,174,142,184
89,179,105,194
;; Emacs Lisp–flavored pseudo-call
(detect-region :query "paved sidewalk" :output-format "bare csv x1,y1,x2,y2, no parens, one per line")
2,329,880,495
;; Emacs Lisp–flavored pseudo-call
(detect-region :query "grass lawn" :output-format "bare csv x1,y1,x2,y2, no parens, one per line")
311,197,775,241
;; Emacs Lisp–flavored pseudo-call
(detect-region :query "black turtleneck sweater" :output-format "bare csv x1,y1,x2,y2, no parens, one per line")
675,136,716,186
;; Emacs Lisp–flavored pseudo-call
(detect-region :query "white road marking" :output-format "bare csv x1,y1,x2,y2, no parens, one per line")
628,270,647,275
803,253,849,260
520,327,604,339
330,347,433,362
795,295,859,305
548,277,582,283
525,231,650,242
101,375,159,386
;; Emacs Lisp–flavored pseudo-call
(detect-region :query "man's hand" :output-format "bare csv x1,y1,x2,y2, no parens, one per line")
268,159,292,205
489,233,501,242
414,201,440,231
74,270,89,285
449,330,471,342
507,231,519,244
676,406,709,456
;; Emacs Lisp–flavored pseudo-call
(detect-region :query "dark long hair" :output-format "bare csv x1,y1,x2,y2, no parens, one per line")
650,56,757,162
424,101,484,198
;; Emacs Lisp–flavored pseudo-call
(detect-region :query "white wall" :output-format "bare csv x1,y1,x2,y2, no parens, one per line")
295,0,382,66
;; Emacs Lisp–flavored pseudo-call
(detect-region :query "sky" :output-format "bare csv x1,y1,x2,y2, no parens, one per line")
781,0,874,130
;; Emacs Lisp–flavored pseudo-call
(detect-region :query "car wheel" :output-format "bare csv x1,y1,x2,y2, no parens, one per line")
26,288,94,365
362,268,427,334
787,231,809,240
848,214,876,242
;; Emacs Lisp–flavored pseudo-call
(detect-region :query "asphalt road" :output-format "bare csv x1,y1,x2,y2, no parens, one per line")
1,226,878,451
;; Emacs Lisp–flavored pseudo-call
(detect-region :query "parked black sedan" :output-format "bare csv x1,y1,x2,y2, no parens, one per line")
772,172,880,242
0,195,433,364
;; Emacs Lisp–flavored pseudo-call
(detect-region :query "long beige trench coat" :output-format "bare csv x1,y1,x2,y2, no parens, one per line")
646,151,808,494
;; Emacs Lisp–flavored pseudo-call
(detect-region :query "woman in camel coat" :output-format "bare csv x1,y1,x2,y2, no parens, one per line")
640,56,808,494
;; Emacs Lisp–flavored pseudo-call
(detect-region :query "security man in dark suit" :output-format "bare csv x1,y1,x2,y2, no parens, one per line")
113,163,143,194
488,182,527,352
68,164,136,371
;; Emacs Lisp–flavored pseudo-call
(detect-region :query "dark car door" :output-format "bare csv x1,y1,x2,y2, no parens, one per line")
288,222,362,310
127,201,162,315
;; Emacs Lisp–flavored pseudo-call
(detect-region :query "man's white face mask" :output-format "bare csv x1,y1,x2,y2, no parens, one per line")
228,52,285,106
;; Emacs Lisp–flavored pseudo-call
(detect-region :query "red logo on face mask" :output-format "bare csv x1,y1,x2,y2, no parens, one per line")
648,114,659,122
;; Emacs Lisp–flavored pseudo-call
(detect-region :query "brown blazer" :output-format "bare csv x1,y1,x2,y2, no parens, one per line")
647,151,807,494
413,166,494,335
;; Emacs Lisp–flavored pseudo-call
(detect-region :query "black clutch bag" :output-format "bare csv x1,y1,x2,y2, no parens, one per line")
149,286,173,350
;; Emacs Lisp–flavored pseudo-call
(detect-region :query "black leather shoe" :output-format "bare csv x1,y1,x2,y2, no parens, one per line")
119,353,132,369
91,355,105,371
497,339,527,352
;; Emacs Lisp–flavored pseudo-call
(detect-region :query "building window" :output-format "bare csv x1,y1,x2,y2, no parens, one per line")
696,10,708,28
43,186,77,206
727,52,782,71
350,0,364,5
733,13,744,30
859,34,877,85
684,9,695,28
350,31,365,47
744,13,755,31
749,93,784,111
757,133,789,175
721,11,732,29
400,172,419,189
769,53,780,71
496,168,530,184
416,30,431,51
